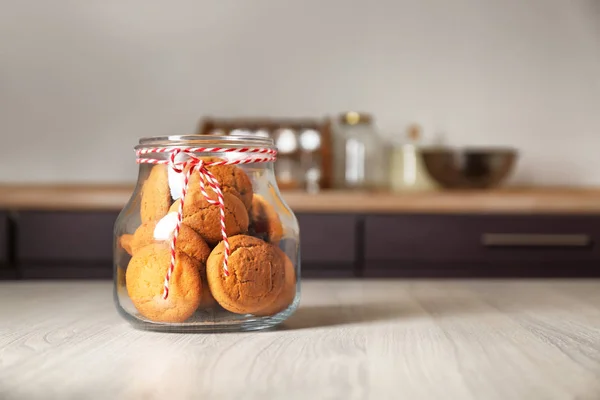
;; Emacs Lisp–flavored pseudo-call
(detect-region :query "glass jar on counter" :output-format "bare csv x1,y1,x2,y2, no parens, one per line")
333,112,387,190
389,124,438,192
114,135,300,332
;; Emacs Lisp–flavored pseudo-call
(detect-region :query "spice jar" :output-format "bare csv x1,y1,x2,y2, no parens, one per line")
114,135,300,332
389,124,438,192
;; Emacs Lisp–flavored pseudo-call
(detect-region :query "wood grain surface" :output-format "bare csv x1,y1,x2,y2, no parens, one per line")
2,185,600,213
1,280,600,400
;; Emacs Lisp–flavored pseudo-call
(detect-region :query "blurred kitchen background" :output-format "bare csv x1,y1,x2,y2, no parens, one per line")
1,0,599,186
0,0,599,280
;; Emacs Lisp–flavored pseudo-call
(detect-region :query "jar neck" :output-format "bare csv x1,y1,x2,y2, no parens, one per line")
135,135,276,152
135,135,278,168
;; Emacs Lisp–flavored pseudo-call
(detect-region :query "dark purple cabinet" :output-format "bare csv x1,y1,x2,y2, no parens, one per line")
0,212,7,265
4,210,600,279
297,214,358,277
16,211,119,278
0,212,14,279
12,211,362,279
364,214,600,277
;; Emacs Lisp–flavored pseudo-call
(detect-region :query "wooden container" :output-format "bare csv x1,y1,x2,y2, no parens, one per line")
198,117,333,190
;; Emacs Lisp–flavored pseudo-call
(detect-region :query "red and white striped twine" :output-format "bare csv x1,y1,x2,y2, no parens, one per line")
136,146,277,300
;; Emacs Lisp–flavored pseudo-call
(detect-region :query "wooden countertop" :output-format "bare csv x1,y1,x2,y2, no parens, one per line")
1,184,600,213
1,280,599,399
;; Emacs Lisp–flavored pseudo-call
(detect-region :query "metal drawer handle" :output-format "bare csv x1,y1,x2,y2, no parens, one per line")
482,233,591,247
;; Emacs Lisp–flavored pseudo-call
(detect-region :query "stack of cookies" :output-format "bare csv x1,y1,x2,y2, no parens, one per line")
119,163,297,323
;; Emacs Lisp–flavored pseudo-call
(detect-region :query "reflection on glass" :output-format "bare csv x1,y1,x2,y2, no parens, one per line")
345,138,366,187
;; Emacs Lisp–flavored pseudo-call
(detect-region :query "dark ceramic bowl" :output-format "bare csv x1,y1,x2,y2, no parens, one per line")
421,147,518,189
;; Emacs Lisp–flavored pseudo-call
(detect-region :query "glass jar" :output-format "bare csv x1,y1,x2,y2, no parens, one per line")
114,135,300,332
333,111,388,190
389,124,438,192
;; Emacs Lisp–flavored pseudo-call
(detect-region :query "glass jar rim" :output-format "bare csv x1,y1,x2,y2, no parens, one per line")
135,135,275,150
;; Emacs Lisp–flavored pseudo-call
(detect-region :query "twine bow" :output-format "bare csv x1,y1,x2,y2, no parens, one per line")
136,146,277,299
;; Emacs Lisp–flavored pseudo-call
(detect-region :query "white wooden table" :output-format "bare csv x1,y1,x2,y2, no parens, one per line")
1,280,600,400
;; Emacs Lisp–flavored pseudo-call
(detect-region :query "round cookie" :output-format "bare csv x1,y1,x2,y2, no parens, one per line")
183,164,253,211
130,216,215,308
206,235,285,314
250,194,284,244
119,234,134,256
173,220,216,309
126,244,202,323
253,248,296,316
169,192,249,246
207,164,253,211
141,166,171,223
130,218,211,262
176,224,211,264
130,221,157,254
176,224,215,308
168,157,224,201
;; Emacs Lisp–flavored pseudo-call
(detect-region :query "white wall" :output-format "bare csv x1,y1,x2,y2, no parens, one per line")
1,0,599,185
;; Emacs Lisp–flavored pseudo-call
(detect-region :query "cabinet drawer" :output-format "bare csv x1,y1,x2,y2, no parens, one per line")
17,211,119,263
365,214,600,264
0,212,7,265
297,214,357,264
